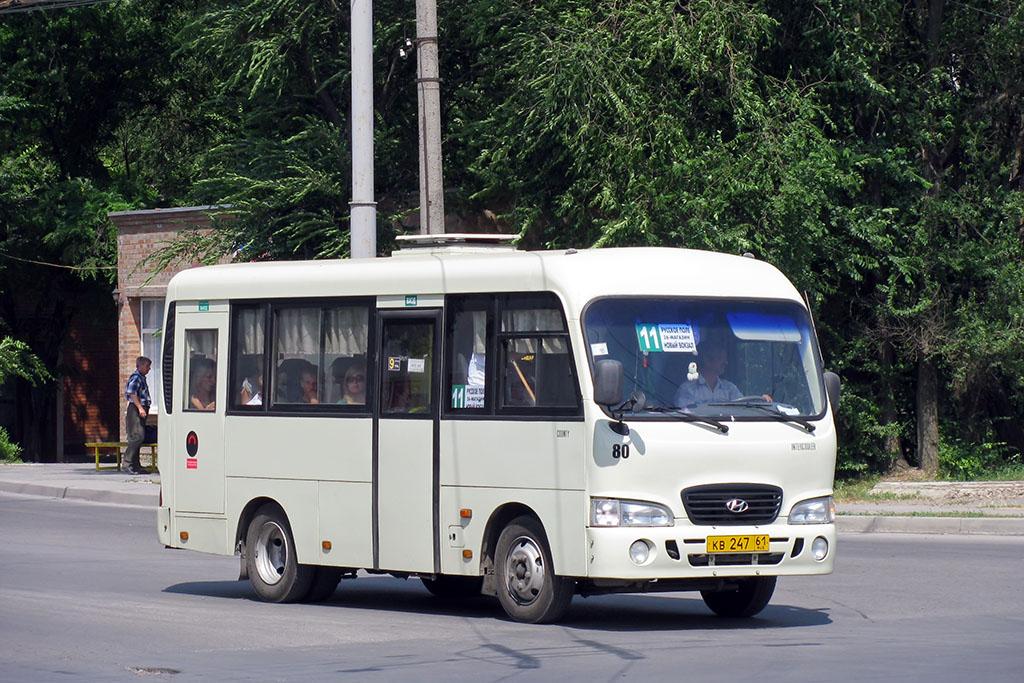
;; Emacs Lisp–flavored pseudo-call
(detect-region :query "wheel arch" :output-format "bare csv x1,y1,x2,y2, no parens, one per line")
235,496,284,553
479,502,542,596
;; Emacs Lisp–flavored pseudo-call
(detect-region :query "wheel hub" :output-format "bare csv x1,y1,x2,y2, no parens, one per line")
253,520,288,586
504,536,545,605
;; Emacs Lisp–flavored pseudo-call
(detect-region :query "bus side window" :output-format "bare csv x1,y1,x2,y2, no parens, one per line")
231,306,265,409
273,307,321,404
323,306,369,405
184,329,218,412
497,294,580,412
447,297,488,410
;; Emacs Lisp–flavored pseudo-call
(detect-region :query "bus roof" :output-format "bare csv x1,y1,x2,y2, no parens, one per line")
165,246,804,315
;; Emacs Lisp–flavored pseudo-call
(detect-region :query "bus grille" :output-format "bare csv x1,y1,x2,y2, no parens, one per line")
681,484,782,525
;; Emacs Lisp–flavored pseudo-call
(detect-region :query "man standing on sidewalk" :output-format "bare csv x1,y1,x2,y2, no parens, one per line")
124,356,152,475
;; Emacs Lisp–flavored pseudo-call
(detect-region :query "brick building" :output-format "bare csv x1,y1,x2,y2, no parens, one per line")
109,206,230,440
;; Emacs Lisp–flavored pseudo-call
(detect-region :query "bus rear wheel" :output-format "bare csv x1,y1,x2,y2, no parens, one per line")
245,505,313,603
495,516,574,623
700,576,776,618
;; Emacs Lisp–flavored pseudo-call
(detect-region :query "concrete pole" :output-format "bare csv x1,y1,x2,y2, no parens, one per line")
416,0,445,234
350,0,377,258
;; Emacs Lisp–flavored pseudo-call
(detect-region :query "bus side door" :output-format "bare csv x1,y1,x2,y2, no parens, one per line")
173,306,228,515
374,309,441,573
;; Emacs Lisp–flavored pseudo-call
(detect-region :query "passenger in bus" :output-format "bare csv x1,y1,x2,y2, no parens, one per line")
189,357,217,411
240,356,263,406
299,369,319,404
337,364,366,405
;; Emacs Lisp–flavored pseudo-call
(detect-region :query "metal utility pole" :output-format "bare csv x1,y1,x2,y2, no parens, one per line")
350,0,377,258
416,0,445,234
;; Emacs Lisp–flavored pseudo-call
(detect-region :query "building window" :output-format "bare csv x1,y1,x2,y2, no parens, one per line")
141,298,165,412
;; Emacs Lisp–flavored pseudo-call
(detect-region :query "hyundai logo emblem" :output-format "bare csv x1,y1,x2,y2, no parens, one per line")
725,498,749,514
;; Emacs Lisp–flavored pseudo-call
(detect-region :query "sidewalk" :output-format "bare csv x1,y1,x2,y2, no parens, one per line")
1,463,1023,534
0,463,159,507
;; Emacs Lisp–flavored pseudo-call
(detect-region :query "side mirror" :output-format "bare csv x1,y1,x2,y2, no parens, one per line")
593,359,623,407
823,371,841,411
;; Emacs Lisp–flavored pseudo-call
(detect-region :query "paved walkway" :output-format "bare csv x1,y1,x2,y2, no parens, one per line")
2,463,1023,535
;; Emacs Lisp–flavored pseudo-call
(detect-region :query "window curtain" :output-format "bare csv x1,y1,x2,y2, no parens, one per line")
276,308,320,356
237,309,265,354
187,330,218,357
324,307,368,356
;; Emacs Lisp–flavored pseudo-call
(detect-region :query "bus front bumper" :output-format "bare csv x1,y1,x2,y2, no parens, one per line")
585,521,835,581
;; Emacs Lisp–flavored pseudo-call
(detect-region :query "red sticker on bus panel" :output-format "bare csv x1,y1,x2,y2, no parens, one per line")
187,459,198,469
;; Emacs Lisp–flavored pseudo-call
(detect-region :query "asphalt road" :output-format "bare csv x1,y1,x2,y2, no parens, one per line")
2,493,1023,682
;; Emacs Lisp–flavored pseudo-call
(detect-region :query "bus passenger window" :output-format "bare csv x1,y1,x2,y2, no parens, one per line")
274,307,321,404
497,294,580,411
231,307,265,409
448,306,487,409
323,306,369,405
184,329,218,412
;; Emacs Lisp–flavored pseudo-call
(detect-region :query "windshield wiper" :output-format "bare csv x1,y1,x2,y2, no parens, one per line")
707,401,815,433
647,406,729,434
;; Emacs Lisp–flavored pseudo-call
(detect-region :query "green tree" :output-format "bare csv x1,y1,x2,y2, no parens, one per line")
0,2,210,459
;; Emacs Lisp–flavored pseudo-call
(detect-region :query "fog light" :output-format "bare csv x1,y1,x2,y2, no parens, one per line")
629,540,652,565
811,536,829,561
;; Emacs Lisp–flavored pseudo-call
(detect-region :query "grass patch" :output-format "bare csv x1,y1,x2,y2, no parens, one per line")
833,475,882,503
982,464,1024,481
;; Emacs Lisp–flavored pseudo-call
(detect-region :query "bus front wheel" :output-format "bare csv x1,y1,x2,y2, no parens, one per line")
245,505,313,603
495,516,574,623
700,576,776,617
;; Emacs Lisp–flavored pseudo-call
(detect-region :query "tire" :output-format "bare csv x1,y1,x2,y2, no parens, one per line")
245,505,314,603
420,574,483,599
494,516,574,623
303,566,343,603
701,576,776,618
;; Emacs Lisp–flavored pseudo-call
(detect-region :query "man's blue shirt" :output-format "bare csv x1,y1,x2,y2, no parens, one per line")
126,369,151,407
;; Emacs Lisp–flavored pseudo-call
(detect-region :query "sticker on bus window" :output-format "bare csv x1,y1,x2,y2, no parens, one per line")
452,385,485,409
387,356,402,372
408,358,426,374
591,342,609,356
635,323,696,353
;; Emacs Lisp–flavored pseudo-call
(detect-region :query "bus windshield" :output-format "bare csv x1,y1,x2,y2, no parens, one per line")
584,298,827,419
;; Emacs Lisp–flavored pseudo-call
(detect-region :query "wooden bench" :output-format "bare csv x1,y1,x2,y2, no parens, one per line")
85,442,158,473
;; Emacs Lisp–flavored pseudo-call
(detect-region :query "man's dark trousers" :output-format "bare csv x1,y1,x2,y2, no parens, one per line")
124,404,145,472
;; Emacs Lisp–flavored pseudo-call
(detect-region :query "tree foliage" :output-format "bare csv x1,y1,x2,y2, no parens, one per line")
2,0,1022,475
0,1,209,458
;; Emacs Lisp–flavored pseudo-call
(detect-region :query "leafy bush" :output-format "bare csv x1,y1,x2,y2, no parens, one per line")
0,427,22,463
938,435,1010,481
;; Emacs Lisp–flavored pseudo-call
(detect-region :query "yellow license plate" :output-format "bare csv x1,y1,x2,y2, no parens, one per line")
706,534,770,553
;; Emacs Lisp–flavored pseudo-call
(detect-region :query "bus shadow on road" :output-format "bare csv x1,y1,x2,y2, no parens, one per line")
162,576,831,630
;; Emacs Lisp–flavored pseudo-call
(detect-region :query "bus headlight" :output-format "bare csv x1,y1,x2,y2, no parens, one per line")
789,496,835,524
591,498,674,527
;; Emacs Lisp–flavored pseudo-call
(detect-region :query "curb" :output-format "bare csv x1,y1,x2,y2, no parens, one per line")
837,515,1024,535
0,480,157,508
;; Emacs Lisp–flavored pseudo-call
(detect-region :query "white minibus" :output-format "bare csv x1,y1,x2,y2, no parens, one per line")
157,235,840,623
